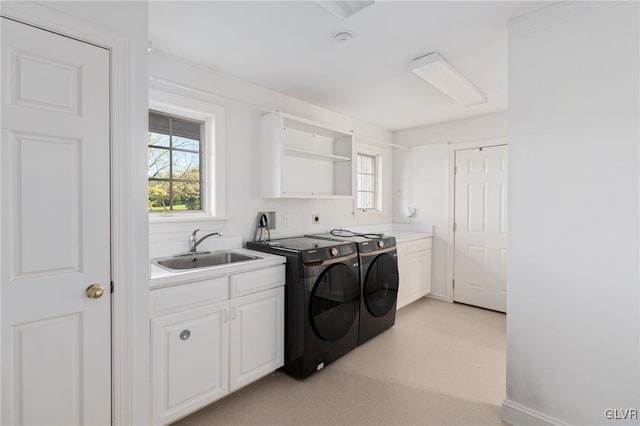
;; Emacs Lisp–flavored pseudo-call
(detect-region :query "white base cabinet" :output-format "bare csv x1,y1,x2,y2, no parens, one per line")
150,265,285,425
396,238,432,310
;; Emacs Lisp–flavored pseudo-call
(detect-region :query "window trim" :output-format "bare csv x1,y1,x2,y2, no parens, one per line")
148,88,226,224
354,147,383,214
356,153,377,211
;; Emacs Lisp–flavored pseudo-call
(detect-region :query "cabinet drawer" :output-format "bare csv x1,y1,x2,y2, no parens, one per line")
151,276,229,317
230,265,285,298
397,237,432,254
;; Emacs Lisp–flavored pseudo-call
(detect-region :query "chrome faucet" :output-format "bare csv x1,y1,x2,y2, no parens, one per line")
189,229,223,254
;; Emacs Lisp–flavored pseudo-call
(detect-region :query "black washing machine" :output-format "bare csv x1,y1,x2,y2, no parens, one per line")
246,237,360,379
310,231,399,345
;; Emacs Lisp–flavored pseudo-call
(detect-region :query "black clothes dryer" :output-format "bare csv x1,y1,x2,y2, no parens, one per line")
310,232,399,346
246,237,360,379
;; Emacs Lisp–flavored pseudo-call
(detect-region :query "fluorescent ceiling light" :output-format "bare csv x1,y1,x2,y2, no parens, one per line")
411,53,487,107
315,1,375,20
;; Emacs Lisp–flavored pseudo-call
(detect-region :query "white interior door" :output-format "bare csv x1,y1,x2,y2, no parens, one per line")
453,145,507,312
1,18,111,425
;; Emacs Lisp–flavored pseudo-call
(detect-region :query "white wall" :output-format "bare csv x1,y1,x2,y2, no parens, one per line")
505,3,639,425
149,51,394,256
393,112,507,300
394,111,507,148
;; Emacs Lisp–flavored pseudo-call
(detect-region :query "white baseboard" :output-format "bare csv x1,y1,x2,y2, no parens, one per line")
503,400,567,426
426,293,449,302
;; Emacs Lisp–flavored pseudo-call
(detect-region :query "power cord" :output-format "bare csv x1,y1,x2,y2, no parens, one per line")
329,228,384,240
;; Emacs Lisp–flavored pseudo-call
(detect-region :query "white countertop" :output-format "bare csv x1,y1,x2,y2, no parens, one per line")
149,248,286,289
344,223,433,243
382,230,432,243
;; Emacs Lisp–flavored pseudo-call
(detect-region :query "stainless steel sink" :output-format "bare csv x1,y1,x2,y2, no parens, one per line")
153,251,261,272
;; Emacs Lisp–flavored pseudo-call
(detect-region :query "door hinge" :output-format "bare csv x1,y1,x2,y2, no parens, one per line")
452,280,455,289
454,165,458,175
110,281,114,294
453,223,457,232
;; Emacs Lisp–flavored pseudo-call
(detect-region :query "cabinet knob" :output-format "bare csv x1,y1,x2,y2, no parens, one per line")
179,330,191,340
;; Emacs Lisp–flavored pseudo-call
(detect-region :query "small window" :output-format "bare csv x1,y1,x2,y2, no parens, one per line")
148,110,204,212
356,153,378,211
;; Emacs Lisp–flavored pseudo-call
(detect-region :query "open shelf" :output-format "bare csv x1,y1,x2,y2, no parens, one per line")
283,147,351,163
259,112,354,199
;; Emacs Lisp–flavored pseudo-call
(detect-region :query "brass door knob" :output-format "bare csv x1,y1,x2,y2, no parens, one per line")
86,284,104,299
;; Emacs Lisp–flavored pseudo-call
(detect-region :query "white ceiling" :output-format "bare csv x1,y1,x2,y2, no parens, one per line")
149,1,548,131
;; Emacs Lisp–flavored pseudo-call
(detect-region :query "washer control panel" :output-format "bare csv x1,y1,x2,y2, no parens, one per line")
301,243,357,263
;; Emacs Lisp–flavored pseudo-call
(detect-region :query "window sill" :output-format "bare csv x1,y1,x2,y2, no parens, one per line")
149,214,228,224
354,209,384,216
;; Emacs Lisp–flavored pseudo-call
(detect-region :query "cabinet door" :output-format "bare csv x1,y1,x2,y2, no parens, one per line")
397,248,432,309
416,249,432,297
152,302,229,425
404,251,422,302
229,287,284,392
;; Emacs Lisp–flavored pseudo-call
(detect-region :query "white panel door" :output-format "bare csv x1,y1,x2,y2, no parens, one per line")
1,18,111,425
454,145,507,312
229,287,284,392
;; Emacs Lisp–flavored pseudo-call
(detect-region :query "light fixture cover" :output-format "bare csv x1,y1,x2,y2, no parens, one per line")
411,53,487,107
315,1,375,20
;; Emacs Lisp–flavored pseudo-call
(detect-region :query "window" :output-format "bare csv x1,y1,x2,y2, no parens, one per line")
356,153,378,211
147,87,226,228
148,110,204,212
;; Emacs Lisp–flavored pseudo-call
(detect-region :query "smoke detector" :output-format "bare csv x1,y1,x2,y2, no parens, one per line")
334,31,354,43
316,1,375,20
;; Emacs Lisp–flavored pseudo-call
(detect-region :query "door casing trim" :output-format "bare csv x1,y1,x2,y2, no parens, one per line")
0,3,150,425
446,137,507,305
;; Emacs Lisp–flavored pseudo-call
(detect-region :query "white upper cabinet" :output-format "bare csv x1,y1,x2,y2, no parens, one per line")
259,112,353,199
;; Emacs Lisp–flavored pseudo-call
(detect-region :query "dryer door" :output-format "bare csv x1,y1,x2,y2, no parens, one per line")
310,263,360,342
364,253,399,317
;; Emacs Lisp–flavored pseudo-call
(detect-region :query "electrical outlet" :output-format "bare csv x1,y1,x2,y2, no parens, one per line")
312,214,320,224
257,211,276,230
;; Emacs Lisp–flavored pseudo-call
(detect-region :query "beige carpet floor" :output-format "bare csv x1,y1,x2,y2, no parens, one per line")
174,298,507,426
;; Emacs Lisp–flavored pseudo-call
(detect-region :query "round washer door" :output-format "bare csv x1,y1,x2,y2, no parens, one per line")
363,253,399,317
310,263,360,342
